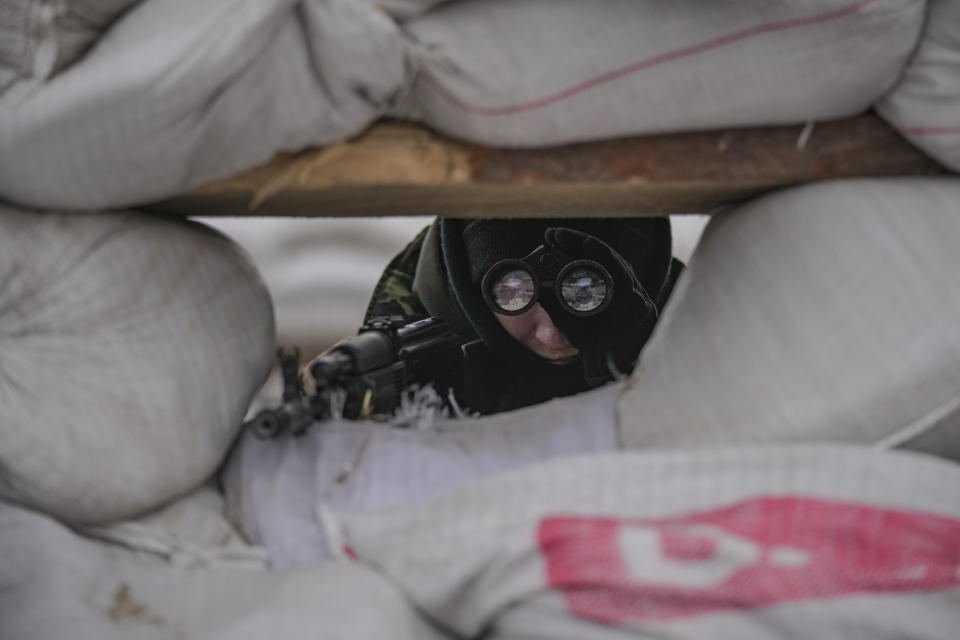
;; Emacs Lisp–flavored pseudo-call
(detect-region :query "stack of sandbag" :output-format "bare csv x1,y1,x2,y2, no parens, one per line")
2,0,959,637
0,207,275,524
0,0,940,210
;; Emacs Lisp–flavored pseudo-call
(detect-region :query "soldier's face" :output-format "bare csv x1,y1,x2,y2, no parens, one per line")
494,302,579,364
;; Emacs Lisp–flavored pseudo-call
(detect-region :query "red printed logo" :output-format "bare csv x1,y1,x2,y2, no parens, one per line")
537,496,960,622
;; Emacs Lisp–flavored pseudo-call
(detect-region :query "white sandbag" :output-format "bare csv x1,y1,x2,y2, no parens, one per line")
332,446,960,639
0,206,274,524
222,382,621,568
0,0,408,209
398,0,926,146
0,0,136,92
0,498,446,640
876,0,960,172
619,178,960,461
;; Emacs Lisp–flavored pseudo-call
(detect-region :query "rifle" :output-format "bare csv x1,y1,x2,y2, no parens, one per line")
243,316,465,438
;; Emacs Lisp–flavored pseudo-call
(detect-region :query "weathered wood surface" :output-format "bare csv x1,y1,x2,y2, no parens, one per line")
146,115,946,218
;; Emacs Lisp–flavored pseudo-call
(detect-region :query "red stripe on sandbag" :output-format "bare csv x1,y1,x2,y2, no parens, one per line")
418,0,877,116
902,126,960,136
537,495,960,623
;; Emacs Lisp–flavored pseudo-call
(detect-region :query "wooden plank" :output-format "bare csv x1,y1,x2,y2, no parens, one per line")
145,115,946,218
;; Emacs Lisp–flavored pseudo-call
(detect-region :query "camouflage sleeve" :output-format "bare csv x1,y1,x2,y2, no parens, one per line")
363,225,431,324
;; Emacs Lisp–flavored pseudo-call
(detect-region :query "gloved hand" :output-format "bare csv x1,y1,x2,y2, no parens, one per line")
542,227,658,386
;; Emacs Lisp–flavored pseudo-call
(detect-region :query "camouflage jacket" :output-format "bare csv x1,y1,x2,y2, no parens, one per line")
363,225,431,324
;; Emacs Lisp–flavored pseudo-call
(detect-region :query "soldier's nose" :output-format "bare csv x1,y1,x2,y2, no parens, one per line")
533,308,571,348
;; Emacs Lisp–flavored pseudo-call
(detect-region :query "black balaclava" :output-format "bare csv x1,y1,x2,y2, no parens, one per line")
417,217,674,413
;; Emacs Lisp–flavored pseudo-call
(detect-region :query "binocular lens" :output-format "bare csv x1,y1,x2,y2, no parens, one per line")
492,268,536,312
560,267,607,312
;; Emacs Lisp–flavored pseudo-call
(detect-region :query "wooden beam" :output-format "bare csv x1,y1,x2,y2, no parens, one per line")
145,115,946,218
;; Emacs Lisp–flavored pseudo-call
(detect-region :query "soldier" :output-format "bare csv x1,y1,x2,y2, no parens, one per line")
363,217,684,415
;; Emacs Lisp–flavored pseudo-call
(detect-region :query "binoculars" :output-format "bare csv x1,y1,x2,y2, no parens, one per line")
481,243,614,317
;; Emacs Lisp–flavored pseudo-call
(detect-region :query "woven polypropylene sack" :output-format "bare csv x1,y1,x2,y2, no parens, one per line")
0,207,274,524
332,446,960,639
0,0,408,210
876,0,960,172
222,383,621,569
397,0,926,146
618,178,960,461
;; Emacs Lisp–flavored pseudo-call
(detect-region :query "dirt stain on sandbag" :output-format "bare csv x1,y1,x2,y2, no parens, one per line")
108,583,166,628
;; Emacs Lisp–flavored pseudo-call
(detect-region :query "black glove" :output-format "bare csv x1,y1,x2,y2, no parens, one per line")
541,227,658,386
